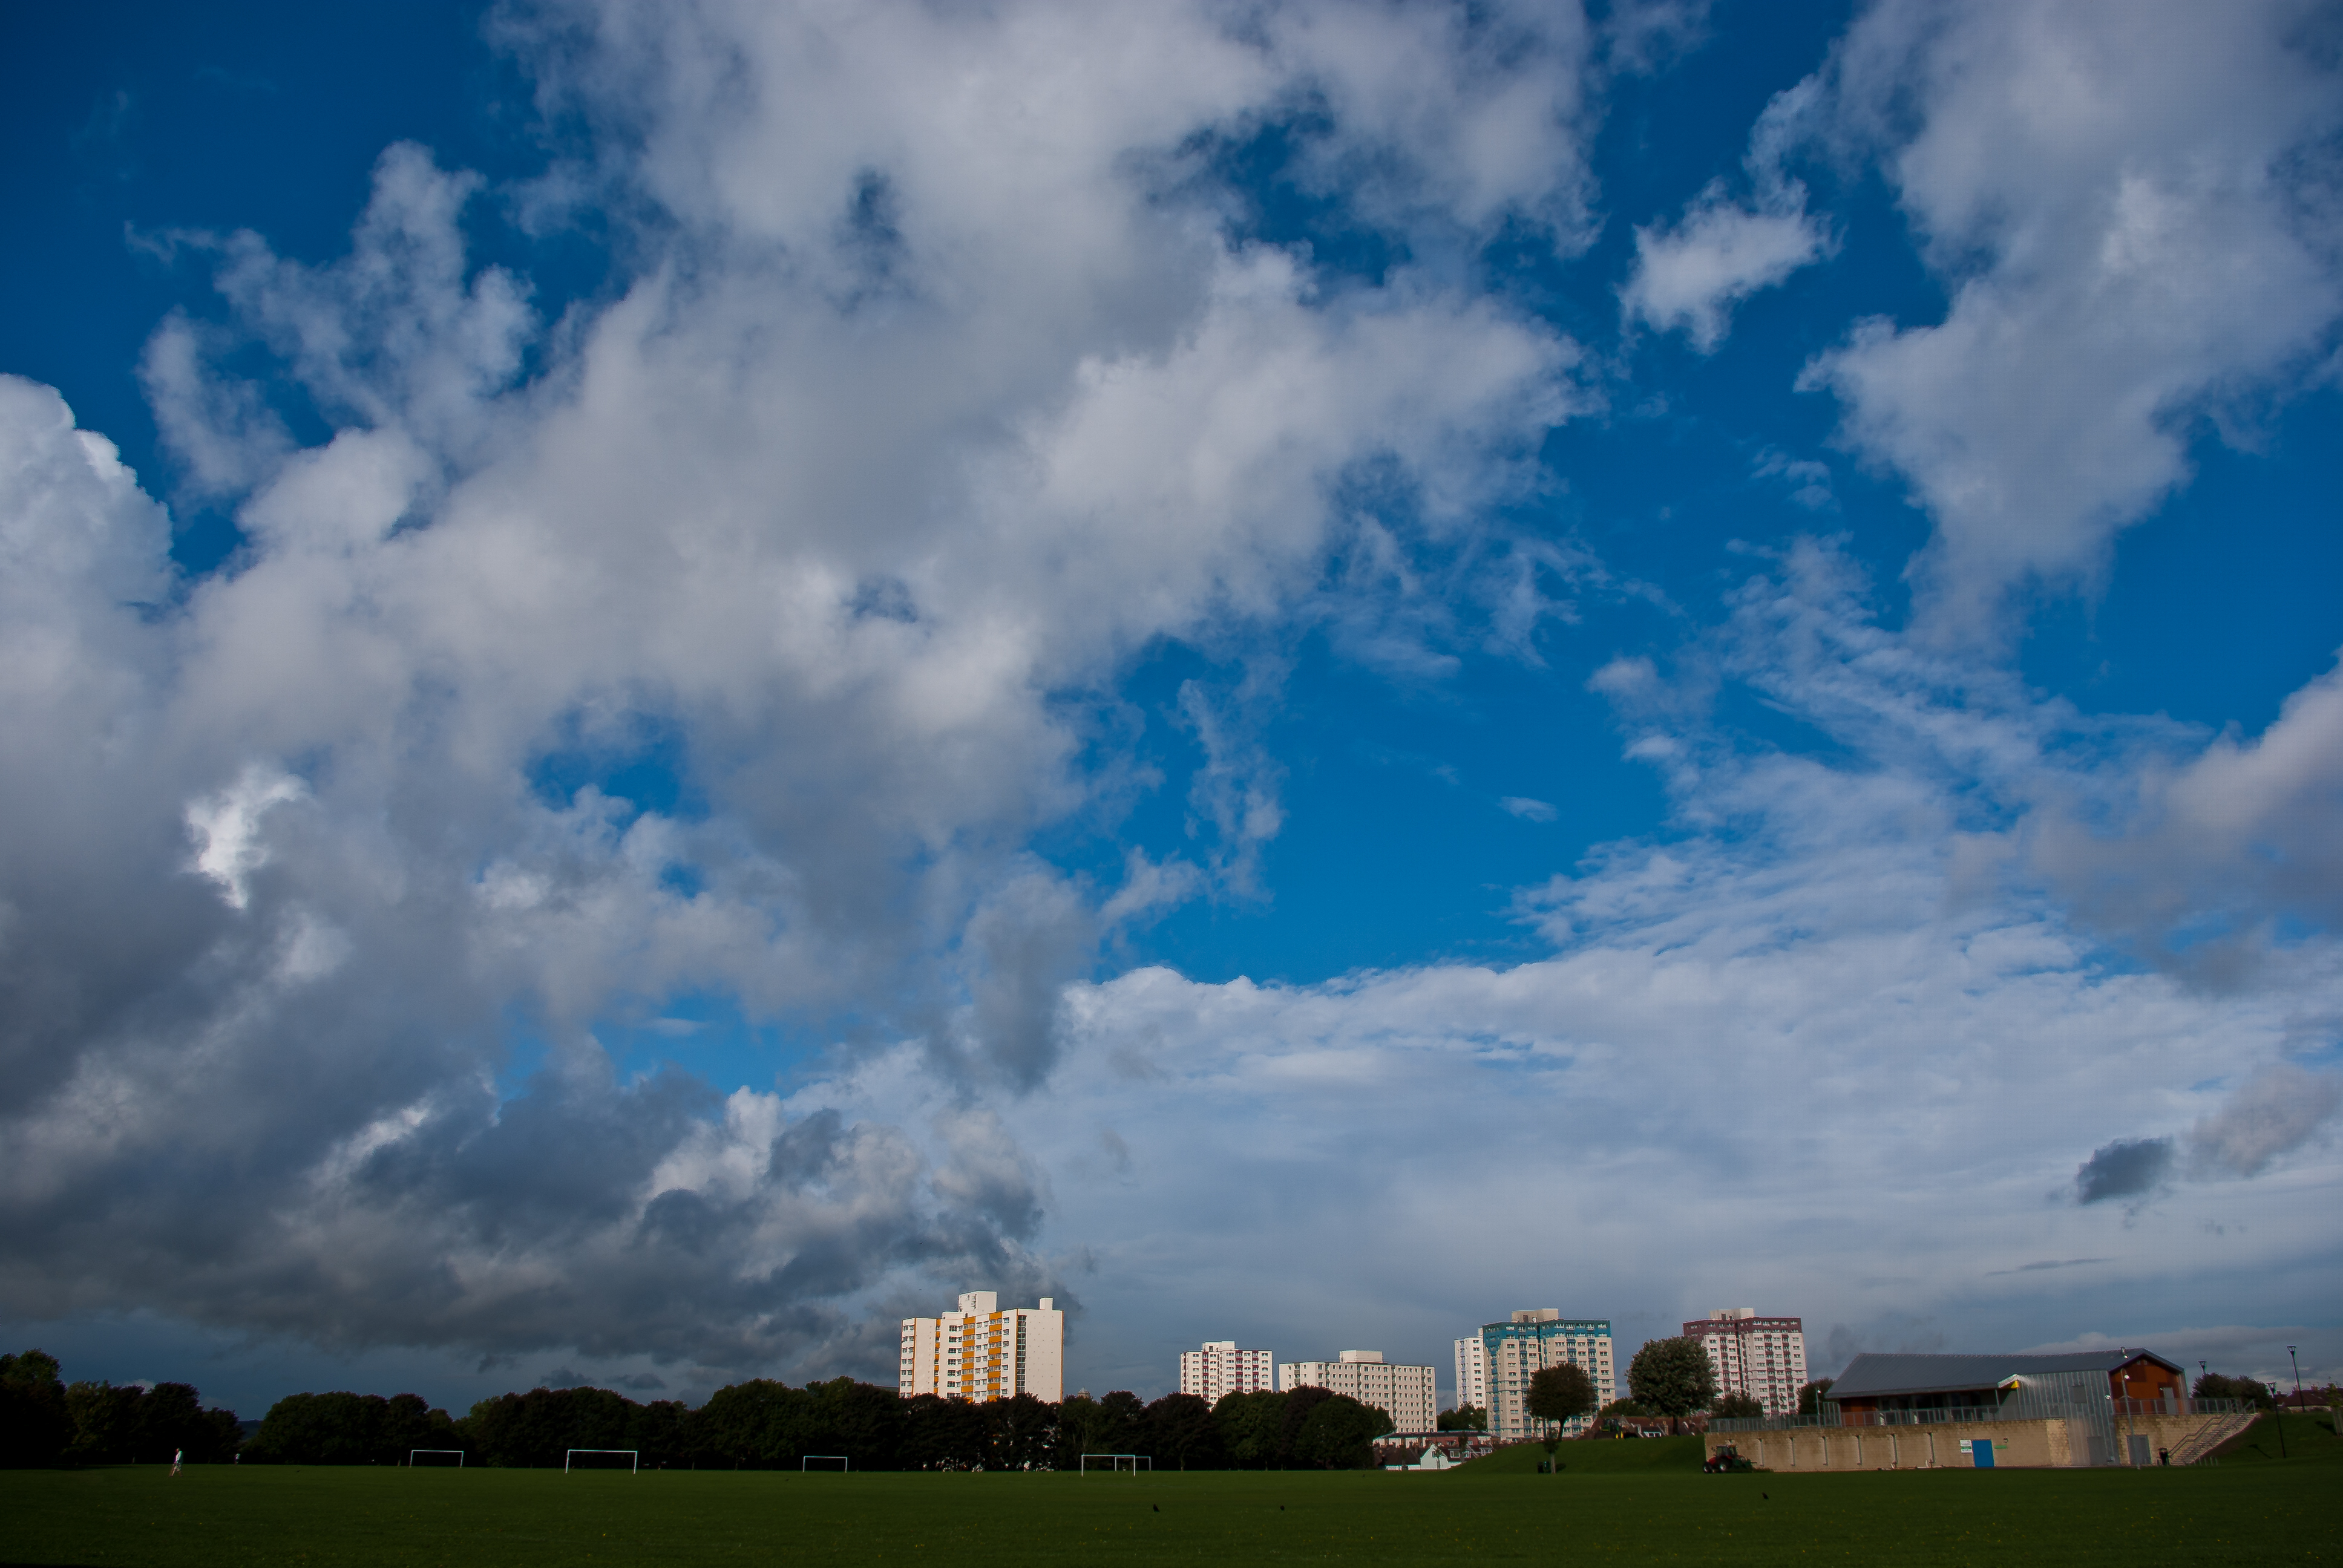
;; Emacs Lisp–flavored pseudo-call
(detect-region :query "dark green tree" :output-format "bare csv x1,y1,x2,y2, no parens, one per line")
1526,1363,1597,1469
1277,1386,1339,1466
1211,1390,1286,1469
246,1390,458,1465
901,1394,988,1471
1627,1338,1718,1435
1795,1379,1833,1417
1043,1394,1099,1472
685,1379,810,1468
460,1386,636,1468
64,1382,142,1463
1712,1392,1765,1420
0,1351,71,1468
623,1399,693,1469
2192,1373,2274,1409
1076,1391,1146,1462
1437,1403,1487,1432
981,1392,1057,1471
1141,1393,1223,1470
133,1383,243,1463
804,1377,908,1469
1289,1394,1388,1469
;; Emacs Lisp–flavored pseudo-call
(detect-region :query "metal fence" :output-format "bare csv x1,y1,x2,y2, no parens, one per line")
1709,1397,2251,1434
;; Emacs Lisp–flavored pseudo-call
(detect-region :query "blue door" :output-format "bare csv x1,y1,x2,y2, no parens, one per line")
1972,1439,1994,1469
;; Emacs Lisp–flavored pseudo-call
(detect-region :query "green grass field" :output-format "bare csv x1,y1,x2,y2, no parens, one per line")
4,1420,2336,1567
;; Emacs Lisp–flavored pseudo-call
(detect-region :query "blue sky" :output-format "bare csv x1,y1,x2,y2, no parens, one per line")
2,0,2339,1419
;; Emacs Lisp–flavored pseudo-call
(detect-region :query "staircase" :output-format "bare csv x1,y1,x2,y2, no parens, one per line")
2166,1410,2259,1467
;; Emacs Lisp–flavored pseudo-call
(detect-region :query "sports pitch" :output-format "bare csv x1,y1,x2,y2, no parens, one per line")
4,1422,2335,1567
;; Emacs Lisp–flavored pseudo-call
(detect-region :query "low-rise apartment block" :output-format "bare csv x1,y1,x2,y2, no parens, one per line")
1180,1341,1275,1404
1279,1351,1437,1434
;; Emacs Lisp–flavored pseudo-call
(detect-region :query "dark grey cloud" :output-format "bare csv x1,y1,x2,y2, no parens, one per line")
2075,1138,2176,1205
540,1367,667,1391
1986,1258,2114,1277
2066,1067,2338,1214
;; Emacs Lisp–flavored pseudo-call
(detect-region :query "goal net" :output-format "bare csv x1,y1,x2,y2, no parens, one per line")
565,1449,640,1473
801,1455,850,1472
407,1449,465,1468
1079,1453,1151,1474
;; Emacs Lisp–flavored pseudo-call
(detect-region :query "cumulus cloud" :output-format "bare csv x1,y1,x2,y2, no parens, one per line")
2032,656,2343,974
1624,198,1825,350
0,0,1600,1377
1259,0,1600,244
1797,0,2343,627
741,540,2343,1391
5,0,2338,1399
2189,1063,2343,1179
1622,78,1830,350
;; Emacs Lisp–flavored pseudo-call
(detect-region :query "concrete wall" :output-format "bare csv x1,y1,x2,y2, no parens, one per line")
1707,1411,2233,1471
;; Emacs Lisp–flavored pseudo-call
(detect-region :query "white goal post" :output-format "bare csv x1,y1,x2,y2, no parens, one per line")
1080,1453,1151,1474
801,1455,850,1472
565,1449,640,1473
407,1449,465,1468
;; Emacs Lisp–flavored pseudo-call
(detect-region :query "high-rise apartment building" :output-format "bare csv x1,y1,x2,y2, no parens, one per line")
1180,1341,1275,1404
1277,1351,1437,1434
1474,1310,1614,1441
899,1291,1064,1403
1455,1334,1489,1416
1683,1308,1806,1418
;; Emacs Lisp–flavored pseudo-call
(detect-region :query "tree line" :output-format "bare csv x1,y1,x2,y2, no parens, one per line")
0,1351,242,1467
3,1347,1397,1470
249,1382,1397,1471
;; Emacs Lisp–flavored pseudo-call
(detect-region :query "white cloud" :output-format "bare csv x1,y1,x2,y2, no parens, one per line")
2190,1063,2343,1180
1798,0,2343,628
1499,795,1558,822
2032,652,2343,976
1624,198,1826,350
185,766,307,911
1622,77,1830,350
4,0,2335,1399
765,542,2343,1393
1260,0,1600,243
0,0,1601,1374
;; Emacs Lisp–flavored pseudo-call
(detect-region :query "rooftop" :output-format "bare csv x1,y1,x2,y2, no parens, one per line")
1830,1350,2181,1401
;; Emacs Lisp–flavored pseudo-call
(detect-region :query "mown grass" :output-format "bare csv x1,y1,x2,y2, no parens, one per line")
2,1417,2335,1568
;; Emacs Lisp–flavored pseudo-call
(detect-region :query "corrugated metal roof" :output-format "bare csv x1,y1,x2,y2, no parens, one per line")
1829,1350,2177,1400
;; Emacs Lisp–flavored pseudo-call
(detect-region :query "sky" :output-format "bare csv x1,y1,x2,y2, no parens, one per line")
1,0,2339,1420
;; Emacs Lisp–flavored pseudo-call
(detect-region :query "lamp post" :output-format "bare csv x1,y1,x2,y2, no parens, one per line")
2289,1345,2302,1409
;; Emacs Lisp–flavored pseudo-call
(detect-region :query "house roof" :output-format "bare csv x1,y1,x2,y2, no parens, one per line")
1829,1350,2182,1401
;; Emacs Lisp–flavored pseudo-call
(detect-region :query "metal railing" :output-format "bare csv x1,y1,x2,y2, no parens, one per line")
1709,1397,2251,1434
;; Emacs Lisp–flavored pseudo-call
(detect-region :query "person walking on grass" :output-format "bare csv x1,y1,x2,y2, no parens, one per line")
170,1448,182,1477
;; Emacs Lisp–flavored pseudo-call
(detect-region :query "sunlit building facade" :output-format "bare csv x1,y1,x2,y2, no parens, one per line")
899,1291,1064,1403
1278,1351,1438,1434
1180,1341,1275,1404
1476,1310,1614,1440
1684,1308,1807,1419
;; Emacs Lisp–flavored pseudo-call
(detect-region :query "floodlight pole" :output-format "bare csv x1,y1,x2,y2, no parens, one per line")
2267,1383,2286,1459
2288,1345,2301,1409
